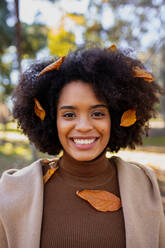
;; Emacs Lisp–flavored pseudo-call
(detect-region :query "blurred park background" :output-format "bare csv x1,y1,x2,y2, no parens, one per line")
0,0,165,209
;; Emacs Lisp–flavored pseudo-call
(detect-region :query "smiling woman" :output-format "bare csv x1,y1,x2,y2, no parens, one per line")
0,46,165,248
57,81,111,161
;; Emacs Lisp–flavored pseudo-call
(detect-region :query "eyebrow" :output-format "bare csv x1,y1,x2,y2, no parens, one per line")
59,104,108,110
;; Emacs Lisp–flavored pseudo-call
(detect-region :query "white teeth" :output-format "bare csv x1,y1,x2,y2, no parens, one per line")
73,138,96,144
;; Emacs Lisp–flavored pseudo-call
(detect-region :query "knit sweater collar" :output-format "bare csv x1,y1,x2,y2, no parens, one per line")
59,150,111,178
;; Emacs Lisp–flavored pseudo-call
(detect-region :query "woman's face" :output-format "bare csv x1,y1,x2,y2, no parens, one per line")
57,81,111,161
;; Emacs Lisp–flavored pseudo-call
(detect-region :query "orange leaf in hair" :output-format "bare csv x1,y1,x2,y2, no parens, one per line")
39,56,66,76
76,190,121,212
34,98,46,120
120,109,136,127
133,66,154,82
108,44,117,51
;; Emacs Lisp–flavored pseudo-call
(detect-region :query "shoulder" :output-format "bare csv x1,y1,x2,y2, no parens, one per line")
111,155,156,182
0,159,43,209
0,159,42,187
110,156,161,203
110,156,165,246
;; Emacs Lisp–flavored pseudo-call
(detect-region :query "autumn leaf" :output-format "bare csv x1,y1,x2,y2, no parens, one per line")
41,157,59,165
39,56,66,76
108,44,117,51
76,189,121,212
43,166,58,184
120,109,136,127
132,66,154,82
34,97,46,120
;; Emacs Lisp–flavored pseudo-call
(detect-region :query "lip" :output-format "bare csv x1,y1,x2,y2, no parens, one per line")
71,136,99,139
70,137,99,150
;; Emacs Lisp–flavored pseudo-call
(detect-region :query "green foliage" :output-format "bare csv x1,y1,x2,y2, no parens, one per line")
0,141,34,175
143,136,165,146
0,0,49,102
21,23,48,59
66,13,86,25
48,27,76,56
0,0,14,54
0,0,164,113
0,0,14,102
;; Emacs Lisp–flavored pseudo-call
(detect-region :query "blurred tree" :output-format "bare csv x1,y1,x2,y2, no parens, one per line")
0,103,10,130
47,13,86,56
0,0,14,53
63,0,165,119
160,45,165,124
0,0,14,103
66,13,86,25
85,0,164,48
48,26,76,56
1,0,165,118
14,0,22,74
21,23,48,59
0,0,48,103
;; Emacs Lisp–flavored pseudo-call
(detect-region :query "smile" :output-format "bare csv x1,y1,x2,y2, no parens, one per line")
73,138,97,145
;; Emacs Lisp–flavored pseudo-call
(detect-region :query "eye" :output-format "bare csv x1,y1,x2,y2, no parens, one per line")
62,112,76,119
91,111,105,118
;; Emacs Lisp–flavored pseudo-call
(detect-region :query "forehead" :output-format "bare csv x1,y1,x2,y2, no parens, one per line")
58,81,105,106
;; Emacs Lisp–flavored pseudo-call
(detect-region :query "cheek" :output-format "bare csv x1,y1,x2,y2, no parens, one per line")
57,118,74,138
99,120,111,135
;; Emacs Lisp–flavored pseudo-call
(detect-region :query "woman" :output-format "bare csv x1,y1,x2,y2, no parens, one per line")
0,46,165,248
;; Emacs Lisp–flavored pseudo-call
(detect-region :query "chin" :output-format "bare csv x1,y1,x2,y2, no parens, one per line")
70,152,102,162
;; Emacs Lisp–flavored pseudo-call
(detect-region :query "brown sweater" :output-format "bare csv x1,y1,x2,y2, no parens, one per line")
40,152,126,247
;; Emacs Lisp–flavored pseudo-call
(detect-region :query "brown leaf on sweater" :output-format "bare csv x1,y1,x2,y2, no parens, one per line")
76,189,121,212
132,66,154,82
108,44,117,51
39,56,66,76
34,97,46,120
120,109,136,127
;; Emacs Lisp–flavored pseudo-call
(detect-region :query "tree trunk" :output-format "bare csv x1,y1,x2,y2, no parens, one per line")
160,45,165,126
14,0,22,75
14,0,39,160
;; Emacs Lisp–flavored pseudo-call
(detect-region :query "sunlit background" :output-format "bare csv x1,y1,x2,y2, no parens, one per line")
0,0,165,209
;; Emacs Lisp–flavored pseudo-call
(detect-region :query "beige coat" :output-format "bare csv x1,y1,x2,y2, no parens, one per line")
0,156,165,248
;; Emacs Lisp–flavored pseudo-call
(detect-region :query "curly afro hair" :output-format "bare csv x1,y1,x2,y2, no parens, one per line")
12,46,164,155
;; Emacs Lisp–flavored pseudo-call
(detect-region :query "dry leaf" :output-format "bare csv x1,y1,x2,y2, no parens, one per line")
108,44,117,51
76,189,121,212
41,158,50,164
133,66,154,82
41,157,59,165
39,56,66,76
34,98,46,120
43,166,58,184
120,109,136,127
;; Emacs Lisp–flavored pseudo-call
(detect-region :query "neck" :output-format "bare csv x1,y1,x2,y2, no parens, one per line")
59,150,109,177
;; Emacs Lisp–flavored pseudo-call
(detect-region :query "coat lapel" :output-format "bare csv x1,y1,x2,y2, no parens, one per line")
114,156,160,248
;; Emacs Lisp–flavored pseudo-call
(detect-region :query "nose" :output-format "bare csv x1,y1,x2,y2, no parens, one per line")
75,116,93,132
